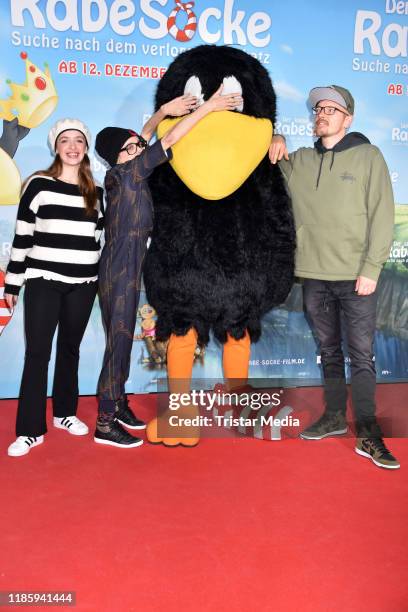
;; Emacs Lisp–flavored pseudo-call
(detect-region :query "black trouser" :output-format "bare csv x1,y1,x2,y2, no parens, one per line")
16,278,97,437
303,279,382,438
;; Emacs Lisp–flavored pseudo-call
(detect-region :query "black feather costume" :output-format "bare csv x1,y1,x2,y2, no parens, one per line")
144,45,295,345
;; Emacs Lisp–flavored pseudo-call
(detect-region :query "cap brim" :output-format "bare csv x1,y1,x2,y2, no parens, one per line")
308,87,348,111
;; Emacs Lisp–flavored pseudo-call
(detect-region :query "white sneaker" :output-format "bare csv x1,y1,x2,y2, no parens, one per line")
8,435,44,457
53,416,89,436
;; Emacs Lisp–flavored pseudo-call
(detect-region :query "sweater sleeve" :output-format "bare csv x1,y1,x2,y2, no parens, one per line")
278,152,295,182
359,148,395,281
4,178,42,295
102,170,121,242
127,138,171,181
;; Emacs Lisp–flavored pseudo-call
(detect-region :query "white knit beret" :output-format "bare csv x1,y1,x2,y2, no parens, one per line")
48,118,91,153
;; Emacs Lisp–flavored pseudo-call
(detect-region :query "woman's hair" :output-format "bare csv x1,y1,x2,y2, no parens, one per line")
23,154,98,215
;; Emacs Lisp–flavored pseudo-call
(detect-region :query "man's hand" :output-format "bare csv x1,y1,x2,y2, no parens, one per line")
4,293,18,311
269,135,289,164
355,276,377,295
205,85,243,112
161,95,198,117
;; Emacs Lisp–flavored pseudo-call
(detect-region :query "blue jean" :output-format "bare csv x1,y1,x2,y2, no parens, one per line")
303,279,382,437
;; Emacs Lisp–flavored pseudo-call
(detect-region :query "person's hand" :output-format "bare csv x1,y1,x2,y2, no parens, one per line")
204,85,243,112
4,293,18,311
161,95,198,117
269,135,289,164
355,276,377,295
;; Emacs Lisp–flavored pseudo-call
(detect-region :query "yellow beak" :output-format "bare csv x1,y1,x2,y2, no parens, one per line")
157,111,273,201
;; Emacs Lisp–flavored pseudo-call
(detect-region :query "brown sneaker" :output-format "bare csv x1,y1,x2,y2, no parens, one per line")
300,412,348,440
355,438,400,469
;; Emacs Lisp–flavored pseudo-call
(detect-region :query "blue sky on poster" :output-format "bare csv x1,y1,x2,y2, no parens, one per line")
0,0,406,200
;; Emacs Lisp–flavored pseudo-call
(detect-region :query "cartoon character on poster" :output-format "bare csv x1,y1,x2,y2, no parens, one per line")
135,303,167,366
134,303,205,367
0,52,58,206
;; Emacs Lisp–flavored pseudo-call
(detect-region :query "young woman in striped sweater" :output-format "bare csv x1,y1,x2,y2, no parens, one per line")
4,118,104,457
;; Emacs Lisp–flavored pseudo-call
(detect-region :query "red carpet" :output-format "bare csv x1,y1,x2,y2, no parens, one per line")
1,386,407,611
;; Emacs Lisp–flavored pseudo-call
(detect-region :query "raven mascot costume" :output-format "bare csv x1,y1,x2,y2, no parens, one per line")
144,45,295,445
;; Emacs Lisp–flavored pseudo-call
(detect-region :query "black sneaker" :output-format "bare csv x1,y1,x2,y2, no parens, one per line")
355,437,400,469
300,412,348,440
94,420,143,448
115,399,146,430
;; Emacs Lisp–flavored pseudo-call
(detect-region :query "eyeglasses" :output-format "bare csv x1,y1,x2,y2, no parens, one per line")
312,106,348,116
119,137,148,155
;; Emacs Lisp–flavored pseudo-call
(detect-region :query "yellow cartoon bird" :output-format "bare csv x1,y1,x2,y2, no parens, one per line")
0,52,58,206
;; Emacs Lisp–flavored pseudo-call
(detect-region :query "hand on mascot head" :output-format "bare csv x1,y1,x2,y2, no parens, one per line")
161,95,199,117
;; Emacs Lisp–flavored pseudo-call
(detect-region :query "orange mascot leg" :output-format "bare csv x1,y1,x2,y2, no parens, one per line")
167,327,198,386
222,331,251,390
146,328,200,447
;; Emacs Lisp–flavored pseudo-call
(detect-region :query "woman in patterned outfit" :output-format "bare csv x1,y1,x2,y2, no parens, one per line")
94,87,242,448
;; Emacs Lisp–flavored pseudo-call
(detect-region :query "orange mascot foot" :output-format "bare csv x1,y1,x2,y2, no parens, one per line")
146,407,200,447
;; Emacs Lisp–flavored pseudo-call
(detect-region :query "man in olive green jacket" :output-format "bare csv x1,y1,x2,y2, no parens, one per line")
270,85,398,469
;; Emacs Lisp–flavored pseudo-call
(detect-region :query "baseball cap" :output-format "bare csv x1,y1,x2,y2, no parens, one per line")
308,85,354,115
48,118,91,153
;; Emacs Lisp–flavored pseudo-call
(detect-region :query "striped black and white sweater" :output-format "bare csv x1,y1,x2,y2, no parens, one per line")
5,175,104,295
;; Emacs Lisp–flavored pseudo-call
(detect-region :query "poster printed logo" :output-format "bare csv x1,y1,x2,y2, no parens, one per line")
167,1,197,42
392,122,408,144
11,1,272,48
352,5,408,75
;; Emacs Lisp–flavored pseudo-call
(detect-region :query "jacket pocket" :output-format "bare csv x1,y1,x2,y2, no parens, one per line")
296,224,366,275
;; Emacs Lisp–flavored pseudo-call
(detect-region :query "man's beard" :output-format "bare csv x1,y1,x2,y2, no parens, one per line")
315,121,328,136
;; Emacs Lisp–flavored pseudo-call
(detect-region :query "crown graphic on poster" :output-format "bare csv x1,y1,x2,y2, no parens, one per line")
0,52,58,129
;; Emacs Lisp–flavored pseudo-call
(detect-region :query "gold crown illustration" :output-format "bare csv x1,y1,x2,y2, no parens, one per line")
0,52,58,129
